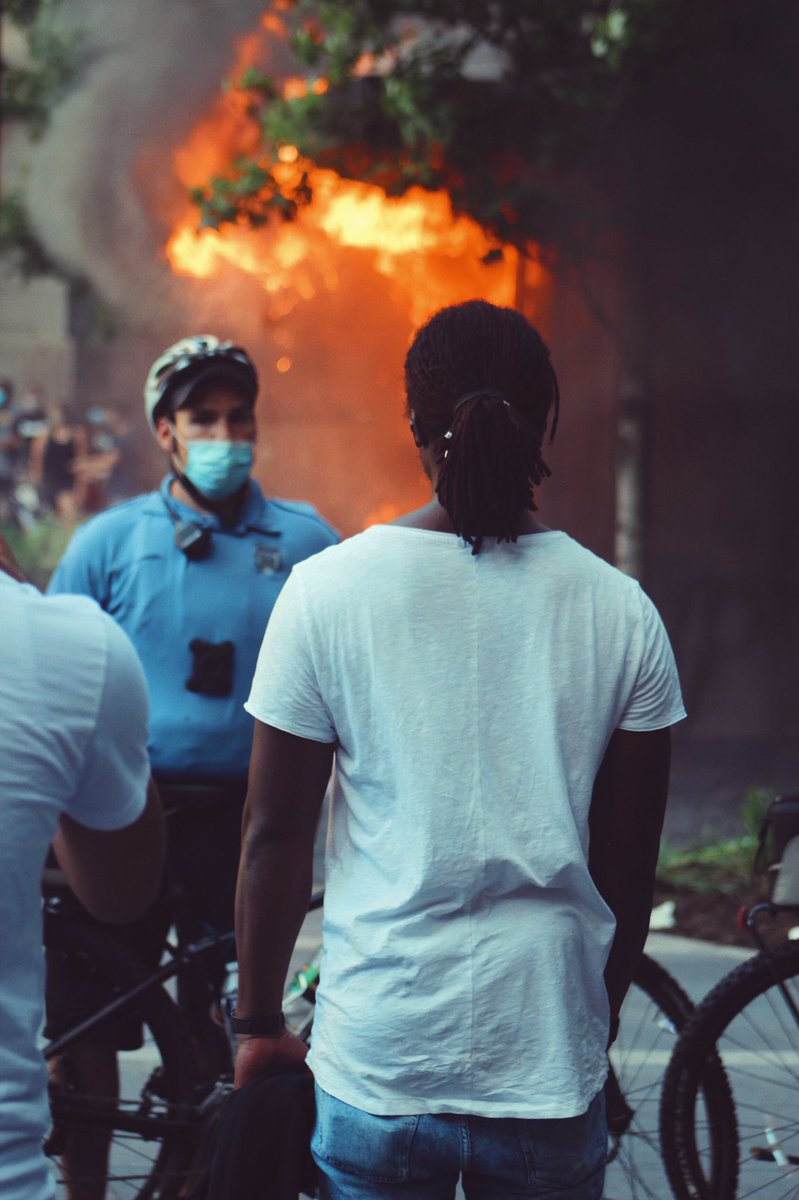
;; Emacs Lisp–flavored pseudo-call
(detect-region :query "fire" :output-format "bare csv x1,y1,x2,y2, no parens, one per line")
165,27,521,325
162,17,547,534
168,160,519,324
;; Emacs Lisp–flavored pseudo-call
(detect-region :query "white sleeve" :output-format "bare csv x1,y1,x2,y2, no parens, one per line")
244,570,336,743
617,588,687,731
66,617,151,830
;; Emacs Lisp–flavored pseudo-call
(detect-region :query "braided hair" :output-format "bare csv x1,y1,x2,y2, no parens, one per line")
405,300,559,554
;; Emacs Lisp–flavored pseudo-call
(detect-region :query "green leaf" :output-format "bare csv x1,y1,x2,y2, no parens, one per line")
2,0,83,136
0,192,55,276
180,0,692,249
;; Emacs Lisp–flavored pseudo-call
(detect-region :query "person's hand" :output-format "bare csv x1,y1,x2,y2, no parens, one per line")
0,534,26,583
233,1029,309,1089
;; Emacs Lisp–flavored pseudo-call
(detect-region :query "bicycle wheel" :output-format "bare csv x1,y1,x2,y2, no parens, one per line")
661,940,799,1199
602,953,693,1199
44,917,200,1200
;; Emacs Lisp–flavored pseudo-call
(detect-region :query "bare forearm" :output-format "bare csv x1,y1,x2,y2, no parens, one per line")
588,727,671,1040
53,780,165,923
233,720,332,1068
235,826,315,1015
592,862,658,1031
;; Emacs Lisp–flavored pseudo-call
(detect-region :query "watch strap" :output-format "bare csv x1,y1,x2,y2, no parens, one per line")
230,1010,286,1036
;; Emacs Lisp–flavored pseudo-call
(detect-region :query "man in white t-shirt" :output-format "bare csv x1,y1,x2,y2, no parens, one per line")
0,535,164,1200
233,302,685,1199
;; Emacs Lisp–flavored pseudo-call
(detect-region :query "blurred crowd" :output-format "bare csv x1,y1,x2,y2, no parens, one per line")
0,378,134,530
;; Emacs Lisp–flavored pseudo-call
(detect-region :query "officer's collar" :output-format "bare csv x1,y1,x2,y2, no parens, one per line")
154,477,282,537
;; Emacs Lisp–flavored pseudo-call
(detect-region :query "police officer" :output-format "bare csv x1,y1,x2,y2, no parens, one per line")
47,334,338,1032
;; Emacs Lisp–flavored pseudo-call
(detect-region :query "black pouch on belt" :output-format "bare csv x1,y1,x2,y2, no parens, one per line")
186,638,235,697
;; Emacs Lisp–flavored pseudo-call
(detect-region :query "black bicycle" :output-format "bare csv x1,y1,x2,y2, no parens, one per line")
42,885,323,1200
43,885,691,1200
660,900,799,1200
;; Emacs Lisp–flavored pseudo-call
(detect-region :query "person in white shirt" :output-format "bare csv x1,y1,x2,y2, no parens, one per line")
0,535,164,1200
233,300,686,1199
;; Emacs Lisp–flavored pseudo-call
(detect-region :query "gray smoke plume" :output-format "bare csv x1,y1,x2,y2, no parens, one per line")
18,3,482,532
26,0,291,327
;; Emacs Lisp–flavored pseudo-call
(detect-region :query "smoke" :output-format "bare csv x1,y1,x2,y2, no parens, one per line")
19,1,510,533
26,0,290,327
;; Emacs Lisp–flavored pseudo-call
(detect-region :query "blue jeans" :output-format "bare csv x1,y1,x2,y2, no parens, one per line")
311,1085,607,1200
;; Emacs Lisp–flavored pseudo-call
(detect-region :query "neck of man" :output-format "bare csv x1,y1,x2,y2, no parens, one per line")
392,493,549,536
168,464,250,526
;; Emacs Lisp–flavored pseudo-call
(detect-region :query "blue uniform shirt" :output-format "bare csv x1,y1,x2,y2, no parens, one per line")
48,477,339,778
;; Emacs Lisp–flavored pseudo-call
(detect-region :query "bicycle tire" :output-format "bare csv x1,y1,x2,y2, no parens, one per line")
44,917,200,1200
661,940,799,1199
603,952,693,1198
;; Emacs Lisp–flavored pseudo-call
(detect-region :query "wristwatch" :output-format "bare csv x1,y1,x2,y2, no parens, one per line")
229,1010,286,1036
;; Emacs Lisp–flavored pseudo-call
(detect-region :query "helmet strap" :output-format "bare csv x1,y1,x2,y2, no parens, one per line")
169,456,249,524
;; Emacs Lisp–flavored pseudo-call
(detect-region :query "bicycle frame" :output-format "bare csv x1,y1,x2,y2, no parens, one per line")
44,926,234,1060
43,890,324,1060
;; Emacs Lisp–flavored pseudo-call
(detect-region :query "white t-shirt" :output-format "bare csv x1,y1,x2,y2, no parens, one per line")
245,527,686,1118
0,575,150,1200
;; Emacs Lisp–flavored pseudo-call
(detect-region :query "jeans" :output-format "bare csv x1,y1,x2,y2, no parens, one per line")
311,1085,607,1200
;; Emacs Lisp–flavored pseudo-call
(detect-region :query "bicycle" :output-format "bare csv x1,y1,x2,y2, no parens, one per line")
42,883,324,1200
660,899,799,1199
605,951,694,1199
43,881,690,1200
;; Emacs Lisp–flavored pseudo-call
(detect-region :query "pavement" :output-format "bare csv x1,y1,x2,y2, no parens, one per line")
644,929,751,999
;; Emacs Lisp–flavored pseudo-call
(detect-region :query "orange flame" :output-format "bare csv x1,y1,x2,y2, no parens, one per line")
162,19,548,535
168,163,519,324
165,26,522,326
362,501,405,528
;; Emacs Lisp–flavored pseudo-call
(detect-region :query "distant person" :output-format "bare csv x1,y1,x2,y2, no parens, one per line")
29,403,83,525
234,301,686,1200
46,336,338,1111
13,386,49,475
0,534,164,1200
103,409,137,504
74,406,121,513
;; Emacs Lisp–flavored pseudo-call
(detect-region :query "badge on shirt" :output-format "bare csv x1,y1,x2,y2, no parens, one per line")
254,544,283,575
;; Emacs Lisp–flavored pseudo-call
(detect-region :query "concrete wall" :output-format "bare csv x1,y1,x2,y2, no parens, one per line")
0,269,74,400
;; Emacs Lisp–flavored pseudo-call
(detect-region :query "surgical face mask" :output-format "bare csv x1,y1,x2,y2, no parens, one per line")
173,431,254,499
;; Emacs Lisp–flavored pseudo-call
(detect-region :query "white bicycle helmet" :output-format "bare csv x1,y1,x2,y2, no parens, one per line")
143,335,258,433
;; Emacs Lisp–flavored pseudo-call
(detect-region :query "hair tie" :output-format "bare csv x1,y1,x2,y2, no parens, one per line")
442,390,513,456
453,389,512,416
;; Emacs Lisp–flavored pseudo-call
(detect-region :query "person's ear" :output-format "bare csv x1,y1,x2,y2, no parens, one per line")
154,414,178,456
409,413,426,449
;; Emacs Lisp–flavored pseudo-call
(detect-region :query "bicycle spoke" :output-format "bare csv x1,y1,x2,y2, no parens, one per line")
606,955,692,1200
661,942,799,1200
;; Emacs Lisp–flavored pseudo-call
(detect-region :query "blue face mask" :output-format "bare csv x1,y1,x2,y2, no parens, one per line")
175,437,254,499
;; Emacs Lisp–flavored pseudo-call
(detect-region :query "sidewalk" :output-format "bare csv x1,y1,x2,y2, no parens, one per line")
645,929,752,1001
